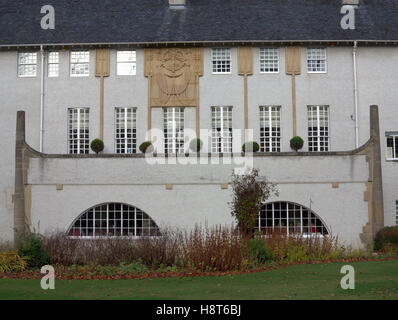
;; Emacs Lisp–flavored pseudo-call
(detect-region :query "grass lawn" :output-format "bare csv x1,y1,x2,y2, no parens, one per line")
0,261,397,300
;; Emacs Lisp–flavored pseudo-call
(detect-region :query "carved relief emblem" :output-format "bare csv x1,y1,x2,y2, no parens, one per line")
145,48,203,107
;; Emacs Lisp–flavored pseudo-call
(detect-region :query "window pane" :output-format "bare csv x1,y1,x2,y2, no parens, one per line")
307,48,326,73
211,106,232,153
18,53,37,77
70,51,90,76
212,48,231,73
68,108,89,154
258,202,328,236
308,106,329,152
260,106,281,152
115,107,137,154
68,203,160,237
164,108,185,154
260,48,279,73
48,52,59,77
117,51,136,75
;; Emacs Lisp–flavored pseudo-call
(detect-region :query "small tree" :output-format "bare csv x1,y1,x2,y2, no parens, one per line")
139,141,153,154
229,168,278,235
189,138,203,153
90,139,104,154
290,136,304,152
242,141,260,153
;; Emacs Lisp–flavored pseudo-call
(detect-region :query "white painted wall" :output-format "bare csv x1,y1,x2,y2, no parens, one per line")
0,45,397,244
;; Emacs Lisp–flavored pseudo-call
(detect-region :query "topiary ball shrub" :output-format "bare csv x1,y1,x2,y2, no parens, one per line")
374,226,398,251
290,136,304,151
90,139,104,154
242,141,260,153
189,138,203,153
18,234,50,269
139,141,153,154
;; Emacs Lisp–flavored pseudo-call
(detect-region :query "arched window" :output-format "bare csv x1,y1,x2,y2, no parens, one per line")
255,201,329,236
67,203,160,237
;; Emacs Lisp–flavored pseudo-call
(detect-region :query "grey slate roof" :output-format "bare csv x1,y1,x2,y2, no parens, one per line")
0,0,398,47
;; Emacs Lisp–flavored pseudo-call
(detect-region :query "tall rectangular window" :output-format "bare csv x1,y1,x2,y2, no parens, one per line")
68,108,90,154
70,51,90,77
163,108,185,154
18,52,37,77
48,52,59,77
386,133,398,160
117,51,136,76
115,107,137,154
307,48,327,73
211,106,233,153
308,105,329,152
396,200,398,225
260,106,281,152
212,48,231,74
260,48,279,73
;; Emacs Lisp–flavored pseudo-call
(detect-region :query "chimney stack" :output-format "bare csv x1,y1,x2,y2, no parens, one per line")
169,0,186,8
342,0,359,4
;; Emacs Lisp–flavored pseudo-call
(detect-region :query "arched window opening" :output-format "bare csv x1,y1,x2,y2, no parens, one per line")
67,203,161,237
255,201,329,236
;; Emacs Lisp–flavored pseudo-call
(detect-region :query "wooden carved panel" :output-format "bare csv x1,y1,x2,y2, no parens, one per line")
95,48,110,77
238,47,253,75
145,48,203,107
285,47,301,75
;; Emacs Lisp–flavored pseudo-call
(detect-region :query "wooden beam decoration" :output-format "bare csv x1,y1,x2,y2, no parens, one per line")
145,48,203,137
238,47,253,142
95,48,110,141
285,47,301,137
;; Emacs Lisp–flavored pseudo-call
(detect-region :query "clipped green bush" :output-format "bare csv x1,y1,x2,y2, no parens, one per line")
189,138,203,153
374,226,398,251
290,136,304,151
18,234,50,269
0,251,28,273
248,237,273,264
242,141,260,153
139,141,153,154
90,139,104,154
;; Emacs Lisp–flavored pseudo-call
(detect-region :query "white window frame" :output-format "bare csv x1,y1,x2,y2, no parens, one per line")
67,203,160,238
386,134,398,160
259,48,279,73
307,48,327,74
212,48,231,74
396,200,398,225
115,107,137,154
256,202,329,237
163,107,185,154
68,108,90,154
211,106,233,154
48,51,59,78
308,105,330,152
116,50,137,76
18,52,37,77
260,106,281,152
70,51,90,77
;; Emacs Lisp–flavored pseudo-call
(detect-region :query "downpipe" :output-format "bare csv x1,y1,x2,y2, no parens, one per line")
40,45,45,152
353,41,359,149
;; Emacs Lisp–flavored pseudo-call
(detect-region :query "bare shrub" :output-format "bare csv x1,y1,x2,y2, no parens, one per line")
180,224,250,272
262,231,346,263
42,228,183,267
40,227,362,272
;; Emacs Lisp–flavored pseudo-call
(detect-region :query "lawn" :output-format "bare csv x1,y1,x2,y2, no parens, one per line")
0,261,397,300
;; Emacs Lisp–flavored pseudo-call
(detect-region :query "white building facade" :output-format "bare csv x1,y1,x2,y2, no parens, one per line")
0,0,396,247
